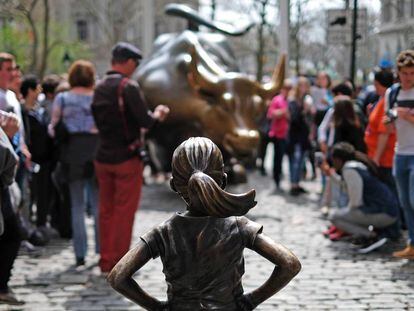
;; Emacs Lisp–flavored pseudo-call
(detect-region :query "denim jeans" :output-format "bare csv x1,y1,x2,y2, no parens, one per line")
393,154,414,246
69,178,99,260
288,143,307,184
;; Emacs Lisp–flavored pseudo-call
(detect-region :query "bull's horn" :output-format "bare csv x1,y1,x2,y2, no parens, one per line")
188,46,220,95
257,54,286,98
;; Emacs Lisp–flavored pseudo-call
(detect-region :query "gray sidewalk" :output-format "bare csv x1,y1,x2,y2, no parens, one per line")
2,171,414,310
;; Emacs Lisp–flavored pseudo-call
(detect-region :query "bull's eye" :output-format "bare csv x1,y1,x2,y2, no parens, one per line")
221,92,234,112
251,95,266,119
252,95,262,105
252,95,264,111
222,92,233,102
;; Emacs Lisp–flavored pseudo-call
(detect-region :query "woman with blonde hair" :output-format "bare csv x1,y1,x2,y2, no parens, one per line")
49,60,98,266
287,76,315,195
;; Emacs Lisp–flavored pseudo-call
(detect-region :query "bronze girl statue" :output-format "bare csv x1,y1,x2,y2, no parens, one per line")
108,137,301,310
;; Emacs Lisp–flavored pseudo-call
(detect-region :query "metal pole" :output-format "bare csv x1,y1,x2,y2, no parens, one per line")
142,0,155,57
211,0,216,21
350,0,358,84
280,0,290,74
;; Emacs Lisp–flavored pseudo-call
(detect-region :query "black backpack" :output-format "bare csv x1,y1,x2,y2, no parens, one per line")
388,83,401,110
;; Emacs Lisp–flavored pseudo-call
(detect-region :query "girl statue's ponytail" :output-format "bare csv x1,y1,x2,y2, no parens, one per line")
188,171,256,217
171,137,257,217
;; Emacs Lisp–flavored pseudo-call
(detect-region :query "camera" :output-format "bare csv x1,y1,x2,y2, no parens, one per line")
314,151,325,167
385,109,398,124
137,146,151,165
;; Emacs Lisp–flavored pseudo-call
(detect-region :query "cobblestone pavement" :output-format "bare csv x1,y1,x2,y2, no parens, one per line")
2,170,414,311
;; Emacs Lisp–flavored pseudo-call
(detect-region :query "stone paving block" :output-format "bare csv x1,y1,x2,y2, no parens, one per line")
58,274,89,285
6,172,414,310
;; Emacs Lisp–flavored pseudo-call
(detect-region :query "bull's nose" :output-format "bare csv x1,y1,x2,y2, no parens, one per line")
223,128,260,158
234,129,259,140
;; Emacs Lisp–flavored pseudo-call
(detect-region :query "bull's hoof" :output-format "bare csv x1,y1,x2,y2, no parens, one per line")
227,163,247,184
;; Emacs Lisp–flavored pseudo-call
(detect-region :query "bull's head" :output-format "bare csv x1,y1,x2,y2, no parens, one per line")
187,46,285,159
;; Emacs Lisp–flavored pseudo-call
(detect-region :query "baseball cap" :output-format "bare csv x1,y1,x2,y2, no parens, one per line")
111,42,142,61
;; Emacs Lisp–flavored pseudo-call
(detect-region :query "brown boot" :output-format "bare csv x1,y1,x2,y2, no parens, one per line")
393,245,414,259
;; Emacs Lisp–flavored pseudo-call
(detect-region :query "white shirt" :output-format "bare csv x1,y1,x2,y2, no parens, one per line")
331,161,364,210
5,90,25,146
5,90,23,124
0,89,7,111
317,107,334,146
385,86,414,155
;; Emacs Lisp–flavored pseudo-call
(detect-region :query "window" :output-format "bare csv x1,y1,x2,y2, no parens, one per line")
397,0,405,18
411,0,414,16
76,20,88,41
382,0,391,22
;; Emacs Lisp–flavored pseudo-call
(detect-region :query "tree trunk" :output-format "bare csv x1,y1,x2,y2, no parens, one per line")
26,0,39,73
39,0,49,78
256,1,267,82
295,0,301,75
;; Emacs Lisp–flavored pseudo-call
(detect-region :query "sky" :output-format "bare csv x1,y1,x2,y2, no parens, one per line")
198,0,382,43
306,0,380,13
199,0,382,21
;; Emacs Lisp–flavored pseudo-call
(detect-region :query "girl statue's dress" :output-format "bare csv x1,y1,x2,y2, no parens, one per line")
141,215,261,310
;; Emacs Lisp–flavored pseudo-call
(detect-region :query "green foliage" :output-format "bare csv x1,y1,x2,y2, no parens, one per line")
42,20,92,74
0,18,91,75
0,22,32,71
48,41,92,74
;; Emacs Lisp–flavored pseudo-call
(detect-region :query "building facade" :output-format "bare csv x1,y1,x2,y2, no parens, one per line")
378,0,414,64
49,0,198,75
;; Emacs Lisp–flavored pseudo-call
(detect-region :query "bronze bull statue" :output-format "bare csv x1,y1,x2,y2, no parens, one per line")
137,4,285,182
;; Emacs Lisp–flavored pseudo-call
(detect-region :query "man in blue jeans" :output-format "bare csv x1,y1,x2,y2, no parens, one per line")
387,50,414,259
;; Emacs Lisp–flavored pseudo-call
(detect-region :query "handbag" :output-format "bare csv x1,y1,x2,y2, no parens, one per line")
54,92,69,144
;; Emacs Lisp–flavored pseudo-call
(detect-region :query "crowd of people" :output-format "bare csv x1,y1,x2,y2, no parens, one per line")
0,42,169,305
0,42,414,306
261,49,414,256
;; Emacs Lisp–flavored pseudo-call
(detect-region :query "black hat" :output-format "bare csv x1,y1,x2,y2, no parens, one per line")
111,42,142,60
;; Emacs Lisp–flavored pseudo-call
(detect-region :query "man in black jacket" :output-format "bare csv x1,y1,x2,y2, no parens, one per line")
92,42,169,273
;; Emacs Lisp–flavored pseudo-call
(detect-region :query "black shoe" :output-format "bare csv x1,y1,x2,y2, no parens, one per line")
19,240,42,257
298,186,308,193
356,237,388,254
76,257,85,266
290,188,301,196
